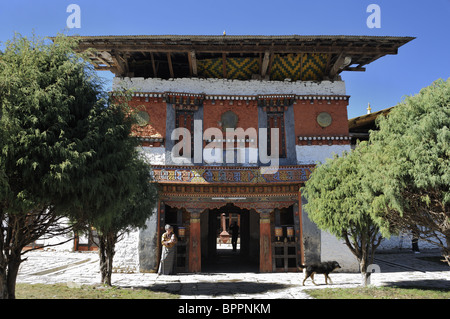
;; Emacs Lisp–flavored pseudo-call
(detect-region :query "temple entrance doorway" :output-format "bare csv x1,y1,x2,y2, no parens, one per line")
201,203,259,273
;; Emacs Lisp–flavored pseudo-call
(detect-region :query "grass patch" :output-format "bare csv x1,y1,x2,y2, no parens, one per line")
16,283,178,299
305,286,450,299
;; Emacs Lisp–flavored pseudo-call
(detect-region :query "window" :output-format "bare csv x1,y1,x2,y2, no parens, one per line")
74,227,99,251
175,110,195,157
267,112,286,158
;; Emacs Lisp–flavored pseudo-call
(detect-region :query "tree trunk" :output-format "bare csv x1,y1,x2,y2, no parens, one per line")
358,249,369,287
6,255,21,299
0,251,22,299
99,232,117,286
344,230,378,287
0,208,76,299
360,259,372,287
0,263,8,299
0,210,28,299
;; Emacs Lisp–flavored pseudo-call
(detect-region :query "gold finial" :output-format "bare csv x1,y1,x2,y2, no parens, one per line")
367,103,372,114
223,30,226,36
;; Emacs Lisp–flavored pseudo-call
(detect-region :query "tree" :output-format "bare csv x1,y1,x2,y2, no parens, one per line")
0,33,155,298
301,144,389,285
69,90,158,285
367,78,450,265
94,157,158,286
0,33,102,299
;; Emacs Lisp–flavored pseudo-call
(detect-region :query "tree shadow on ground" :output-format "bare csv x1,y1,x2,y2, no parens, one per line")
126,281,291,297
374,252,450,273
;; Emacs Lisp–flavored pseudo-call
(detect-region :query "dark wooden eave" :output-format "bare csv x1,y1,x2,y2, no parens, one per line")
73,34,414,80
348,106,394,143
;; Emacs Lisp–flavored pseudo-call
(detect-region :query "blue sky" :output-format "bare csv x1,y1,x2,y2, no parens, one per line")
1,0,449,119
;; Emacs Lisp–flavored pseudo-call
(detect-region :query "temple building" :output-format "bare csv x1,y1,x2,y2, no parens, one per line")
72,35,413,273
348,105,394,148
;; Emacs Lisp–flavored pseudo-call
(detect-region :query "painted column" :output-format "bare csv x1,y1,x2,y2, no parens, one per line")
293,201,304,267
188,209,202,272
220,213,230,243
259,209,273,272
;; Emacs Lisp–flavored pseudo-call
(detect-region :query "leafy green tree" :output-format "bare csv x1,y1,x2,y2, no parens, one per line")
0,33,157,298
302,144,389,285
0,33,103,299
93,157,158,286
70,89,158,285
367,78,450,265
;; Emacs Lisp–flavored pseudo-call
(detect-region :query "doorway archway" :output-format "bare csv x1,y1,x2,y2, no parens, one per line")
201,203,259,273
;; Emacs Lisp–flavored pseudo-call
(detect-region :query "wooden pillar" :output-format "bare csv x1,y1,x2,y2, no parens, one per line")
188,209,202,273
293,201,304,267
259,209,273,272
156,201,165,268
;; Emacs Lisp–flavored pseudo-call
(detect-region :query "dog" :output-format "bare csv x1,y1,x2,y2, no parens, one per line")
298,261,341,286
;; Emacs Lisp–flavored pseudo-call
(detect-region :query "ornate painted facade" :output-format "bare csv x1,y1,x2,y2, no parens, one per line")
75,35,413,273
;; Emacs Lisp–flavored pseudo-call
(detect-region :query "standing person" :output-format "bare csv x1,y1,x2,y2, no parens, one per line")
412,236,420,253
158,224,177,275
230,221,239,252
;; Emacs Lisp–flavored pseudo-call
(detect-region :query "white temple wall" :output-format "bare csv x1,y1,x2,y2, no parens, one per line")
113,230,140,273
113,77,346,96
296,144,350,165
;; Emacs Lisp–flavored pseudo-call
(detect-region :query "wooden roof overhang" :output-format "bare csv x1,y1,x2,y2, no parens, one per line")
348,106,393,142
73,35,414,81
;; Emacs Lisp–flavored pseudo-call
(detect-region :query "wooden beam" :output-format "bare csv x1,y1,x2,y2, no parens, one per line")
344,66,366,72
95,66,112,71
90,53,111,67
167,53,174,78
324,54,331,76
362,53,383,66
111,50,127,76
261,51,270,77
150,53,157,77
329,52,346,79
187,52,193,76
188,210,202,273
78,44,401,55
119,53,130,73
190,50,197,76
259,210,273,272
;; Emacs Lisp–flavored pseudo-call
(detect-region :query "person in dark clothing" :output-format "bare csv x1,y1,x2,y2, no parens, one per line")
412,236,420,253
412,227,420,253
229,221,239,252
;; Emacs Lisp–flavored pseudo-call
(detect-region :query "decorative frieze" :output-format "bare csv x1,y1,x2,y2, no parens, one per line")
298,136,350,141
151,165,314,184
137,137,164,147
129,91,349,105
205,95,256,101
160,184,299,197
298,136,350,146
164,92,205,112
296,95,350,101
130,93,164,98
257,94,296,108
138,137,164,143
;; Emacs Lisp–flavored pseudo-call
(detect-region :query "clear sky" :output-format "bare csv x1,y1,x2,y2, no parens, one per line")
0,0,449,119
